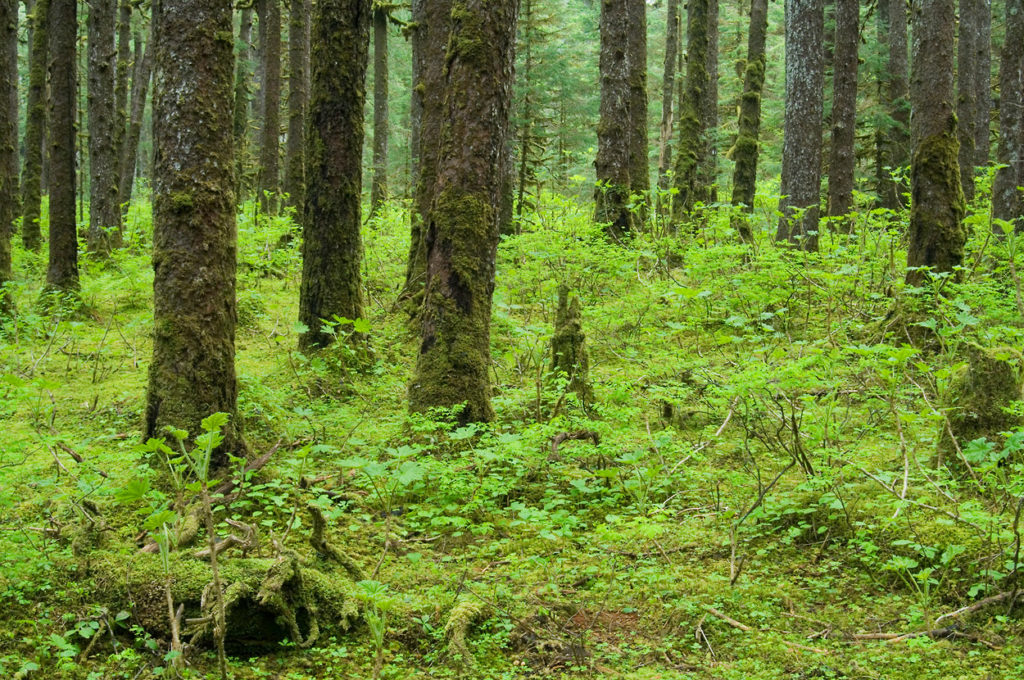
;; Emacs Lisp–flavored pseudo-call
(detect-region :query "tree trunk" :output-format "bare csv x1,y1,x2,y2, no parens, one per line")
284,0,310,216
119,19,152,213
298,0,370,350
656,0,680,192
729,0,768,242
0,0,16,311
957,0,980,201
46,0,78,292
826,0,858,220
370,6,389,214
233,7,254,198
776,0,824,250
146,0,244,463
21,0,47,252
701,0,718,202
671,0,711,222
879,0,910,209
114,0,131,194
258,0,282,215
973,0,991,166
626,0,648,214
87,0,121,254
992,0,1023,227
594,0,634,239
409,0,520,424
516,0,534,218
905,0,965,285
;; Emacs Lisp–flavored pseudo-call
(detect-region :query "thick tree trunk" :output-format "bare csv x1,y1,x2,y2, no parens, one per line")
233,8,254,197
626,0,648,211
298,0,370,350
656,0,680,191
21,0,47,252
258,0,282,215
776,0,824,250
973,0,991,165
46,0,78,292
370,7,389,214
0,0,15,310
879,0,910,209
119,20,152,212
409,0,519,424
905,0,965,285
594,0,634,238
957,0,980,201
826,0,858,220
992,0,1023,227
87,0,121,254
146,0,244,463
284,0,310,216
730,0,768,242
671,0,711,222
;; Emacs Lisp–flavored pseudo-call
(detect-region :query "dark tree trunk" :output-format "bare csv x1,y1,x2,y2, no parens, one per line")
826,0,858,220
594,0,634,238
146,0,244,462
114,0,131,194
87,0,121,254
21,0,47,252
258,0,282,215
409,0,422,192
370,6,389,214
284,0,310,215
119,19,152,212
0,0,15,310
905,0,965,285
957,0,980,201
992,0,1023,227
776,0,824,250
409,0,519,424
701,0,718,202
730,0,768,242
46,0,78,292
974,0,991,165
404,0,451,300
656,0,680,191
626,0,648,211
671,0,711,222
516,0,535,218
879,0,910,209
298,0,370,349
233,7,254,197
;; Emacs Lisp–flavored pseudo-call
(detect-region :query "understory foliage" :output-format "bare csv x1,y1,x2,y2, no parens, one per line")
3,184,1024,678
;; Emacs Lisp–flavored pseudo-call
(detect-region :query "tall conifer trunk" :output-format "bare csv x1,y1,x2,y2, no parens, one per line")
258,0,282,215
21,0,48,252
284,0,310,216
826,0,859,221
671,0,711,222
0,0,16,310
957,0,980,201
47,0,79,292
370,6,389,214
87,0,121,254
626,0,648,213
233,7,254,197
879,0,909,208
992,0,1023,227
119,19,152,212
730,0,768,242
656,0,680,192
594,0,634,238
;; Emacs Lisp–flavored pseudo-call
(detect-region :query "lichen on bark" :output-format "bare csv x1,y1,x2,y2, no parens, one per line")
729,0,767,242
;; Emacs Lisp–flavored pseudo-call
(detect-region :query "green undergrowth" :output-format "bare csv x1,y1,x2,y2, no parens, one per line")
2,185,1024,679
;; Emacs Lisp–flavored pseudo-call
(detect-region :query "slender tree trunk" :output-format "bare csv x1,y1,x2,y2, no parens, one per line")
671,0,710,222
258,0,282,215
298,0,370,350
233,7,254,198
0,0,16,311
284,0,309,216
594,0,634,238
516,0,534,218
627,0,648,214
46,0,78,292
879,0,910,209
974,0,991,166
776,0,824,250
657,0,680,192
409,0,520,424
992,0,1023,227
370,6,389,214
826,0,859,220
701,0,718,202
119,20,152,212
730,0,768,242
905,0,965,285
957,0,980,201
87,0,121,254
114,0,131,195
146,0,244,463
21,0,47,252
409,0,422,193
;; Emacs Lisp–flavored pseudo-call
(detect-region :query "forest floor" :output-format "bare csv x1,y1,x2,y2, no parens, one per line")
2,189,1024,679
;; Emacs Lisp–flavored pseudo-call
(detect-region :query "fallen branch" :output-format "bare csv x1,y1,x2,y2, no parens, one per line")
549,430,601,460
700,605,752,632
935,590,1018,626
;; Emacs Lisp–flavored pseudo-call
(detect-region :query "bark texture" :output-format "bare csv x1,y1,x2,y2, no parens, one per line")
974,0,991,165
46,0,78,292
258,0,282,214
656,0,680,190
992,0,1024,226
776,0,824,250
730,0,768,242
0,0,15,310
87,0,121,254
626,0,648,206
826,0,859,220
905,0,965,285
879,0,910,209
701,0,718,202
114,0,131,192
370,6,389,213
119,20,152,212
233,7,254,197
957,0,980,200
298,0,370,349
146,0,243,461
594,0,634,238
284,0,310,215
409,0,520,423
21,0,47,252
671,0,710,223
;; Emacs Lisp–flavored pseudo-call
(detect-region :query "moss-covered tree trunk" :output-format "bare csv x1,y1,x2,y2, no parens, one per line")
656,0,679,192
550,286,591,405
670,0,710,223
626,0,648,217
46,0,79,292
992,0,1023,228
370,5,389,215
114,0,131,191
594,0,634,239
284,0,309,216
87,0,122,255
145,0,244,463
879,0,909,209
775,0,824,250
258,0,282,215
0,0,15,311
729,0,767,243
973,0,991,166
957,0,980,201
701,0,718,203
298,0,370,350
233,7,254,198
119,19,152,213
20,0,47,252
826,0,858,222
409,0,520,424
905,0,965,286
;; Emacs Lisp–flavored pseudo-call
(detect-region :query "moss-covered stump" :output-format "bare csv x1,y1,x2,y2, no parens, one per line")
549,285,592,406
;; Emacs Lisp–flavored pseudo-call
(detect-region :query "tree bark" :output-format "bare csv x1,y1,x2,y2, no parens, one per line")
298,0,370,349
119,18,152,213
146,0,244,463
879,0,910,209
0,0,16,311
671,0,711,222
46,0,78,292
776,0,824,250
656,0,680,191
826,0,858,220
957,0,980,201
626,0,648,211
730,0,768,242
701,0,718,202
594,0,634,238
87,0,121,254
409,0,520,424
284,0,310,216
905,0,965,285
21,0,47,252
370,6,389,214
973,0,991,166
258,0,282,215
233,7,254,197
992,0,1023,227
114,0,131,196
